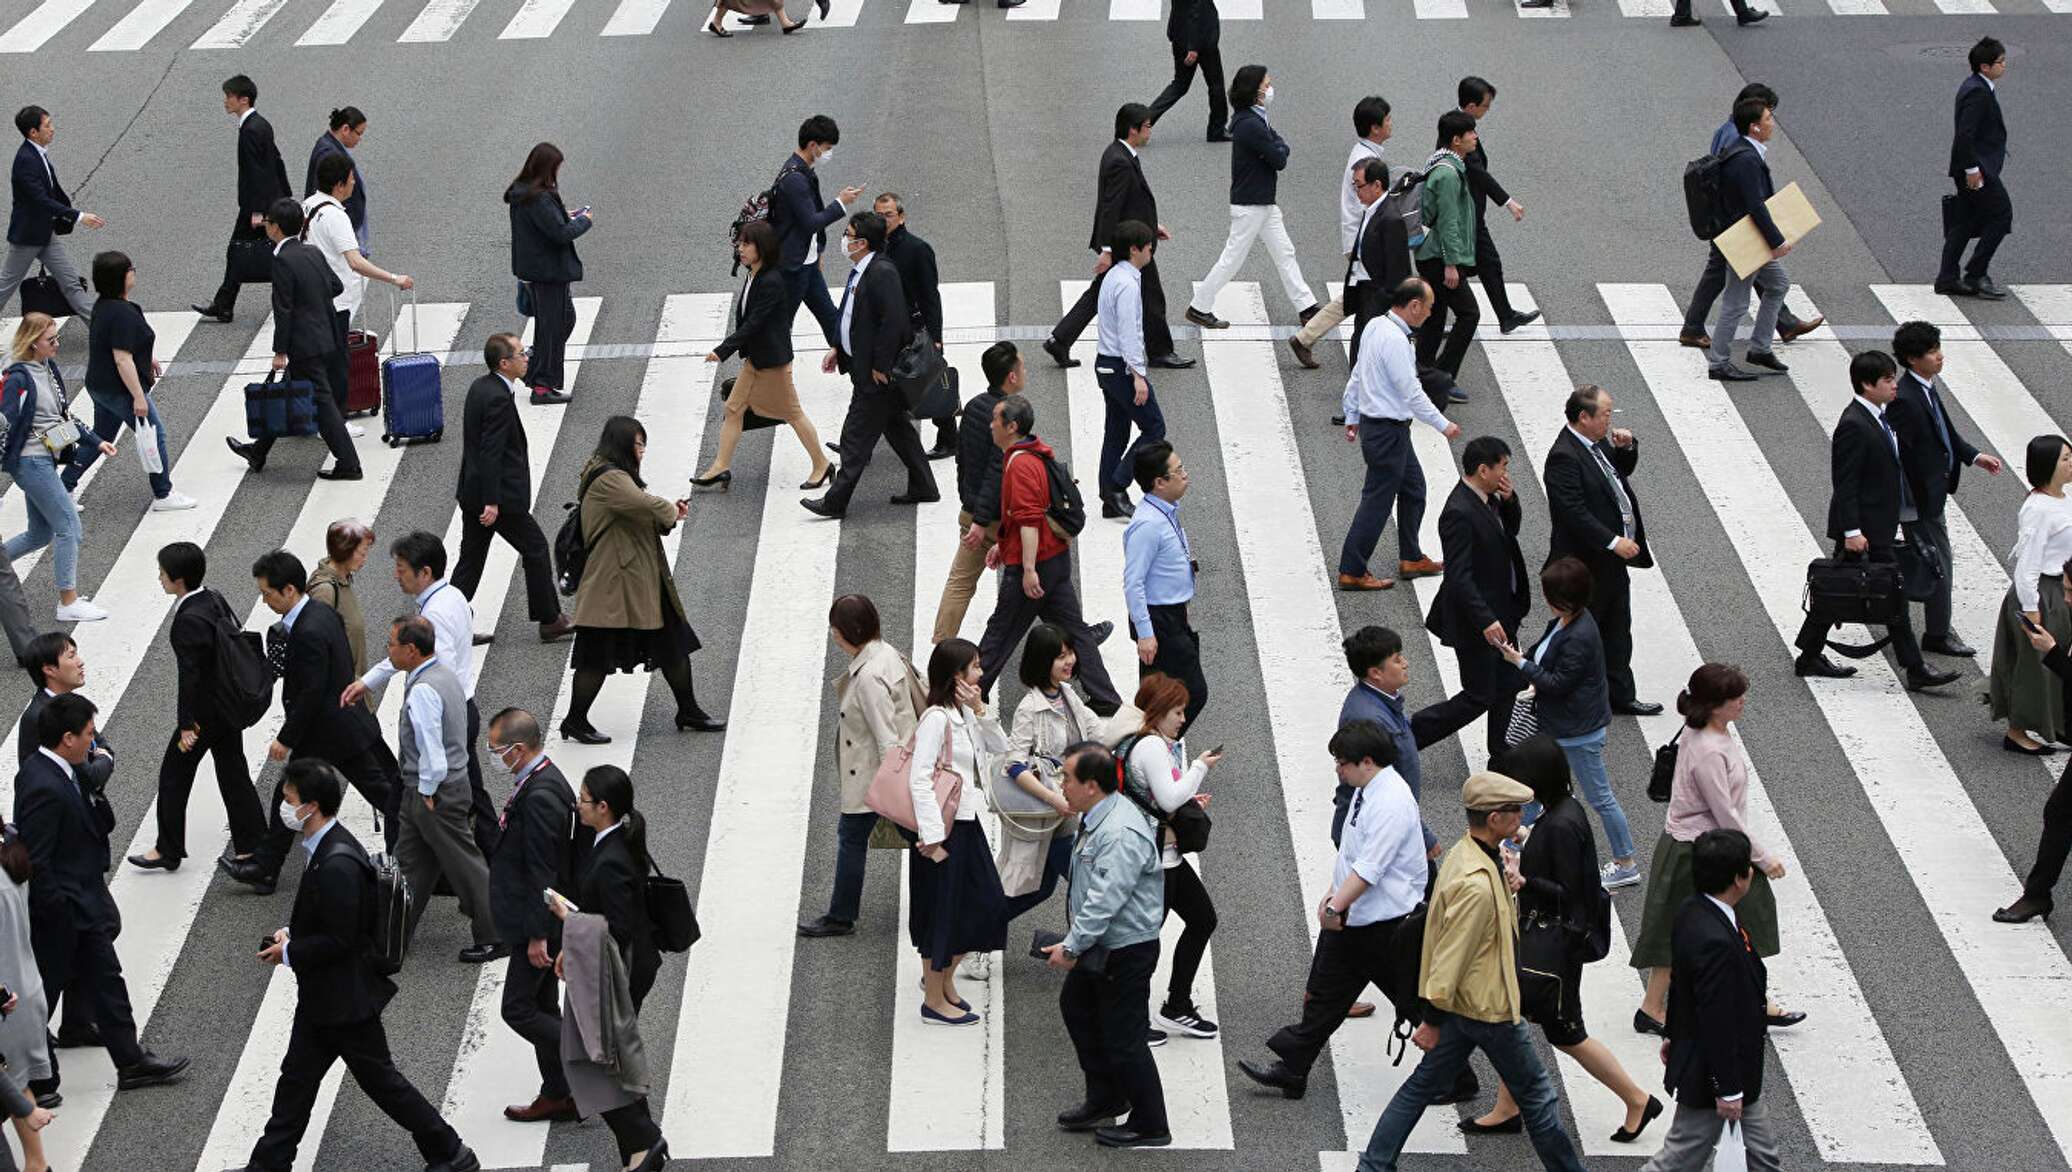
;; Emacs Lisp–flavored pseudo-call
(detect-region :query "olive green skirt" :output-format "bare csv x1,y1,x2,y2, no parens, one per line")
1988,577,2072,743
1630,832,1779,971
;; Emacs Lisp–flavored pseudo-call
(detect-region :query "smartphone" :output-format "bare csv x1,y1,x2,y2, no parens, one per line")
1208,744,1225,757
573,205,591,218
544,888,579,913
259,934,277,953
2021,613,2042,633
0,984,12,1016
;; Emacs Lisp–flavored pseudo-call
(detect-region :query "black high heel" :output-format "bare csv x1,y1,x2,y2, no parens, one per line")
782,15,806,30
691,470,732,491
705,18,731,34
799,465,834,490
560,721,612,746
676,709,727,733
1994,895,2054,924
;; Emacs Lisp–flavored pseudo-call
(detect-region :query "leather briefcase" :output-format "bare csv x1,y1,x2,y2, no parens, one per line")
890,327,949,411
1894,539,1943,604
18,267,81,318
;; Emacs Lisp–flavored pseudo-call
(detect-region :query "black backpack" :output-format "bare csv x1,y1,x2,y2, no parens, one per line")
1113,733,1212,855
1680,141,1746,240
205,592,274,730
336,823,410,977
1009,447,1087,540
554,466,613,597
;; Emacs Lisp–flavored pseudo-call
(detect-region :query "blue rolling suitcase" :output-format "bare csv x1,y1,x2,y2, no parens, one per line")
380,288,443,447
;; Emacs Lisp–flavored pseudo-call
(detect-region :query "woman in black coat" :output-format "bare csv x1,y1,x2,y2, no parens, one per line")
506,142,592,404
692,218,832,492
1463,736,1661,1144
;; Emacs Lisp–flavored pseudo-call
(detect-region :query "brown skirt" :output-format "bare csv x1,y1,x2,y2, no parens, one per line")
726,360,804,423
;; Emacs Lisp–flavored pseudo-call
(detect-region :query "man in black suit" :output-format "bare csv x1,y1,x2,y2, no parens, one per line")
225,199,361,482
127,542,268,873
229,550,400,894
1638,829,1783,1172
484,708,580,1126
1,105,102,319
875,193,957,459
1456,79,1538,336
1888,321,2004,657
802,211,938,520
1794,351,1961,691
1044,105,1192,372
194,74,291,324
243,759,480,1172
15,694,190,1099
770,115,864,349
453,333,572,643
1146,0,1225,142
1937,38,2012,300
1421,436,1530,758
1706,98,1792,383
1544,385,1660,716
1340,158,1412,367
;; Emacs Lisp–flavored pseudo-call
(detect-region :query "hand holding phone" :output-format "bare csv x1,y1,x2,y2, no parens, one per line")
2021,613,2041,633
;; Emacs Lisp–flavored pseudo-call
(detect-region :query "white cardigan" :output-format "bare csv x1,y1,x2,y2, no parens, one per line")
909,703,1007,846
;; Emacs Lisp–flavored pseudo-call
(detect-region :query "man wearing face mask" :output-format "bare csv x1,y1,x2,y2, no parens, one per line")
1186,65,1319,333
770,115,864,351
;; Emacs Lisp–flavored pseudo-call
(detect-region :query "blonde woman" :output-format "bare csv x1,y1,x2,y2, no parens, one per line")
2,313,117,621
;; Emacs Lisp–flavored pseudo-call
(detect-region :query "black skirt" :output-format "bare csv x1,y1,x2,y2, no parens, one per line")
907,819,1007,970
570,582,701,676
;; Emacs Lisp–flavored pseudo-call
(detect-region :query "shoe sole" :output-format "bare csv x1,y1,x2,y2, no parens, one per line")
1097,1135,1173,1148
1602,874,1643,890
1153,1012,1217,1039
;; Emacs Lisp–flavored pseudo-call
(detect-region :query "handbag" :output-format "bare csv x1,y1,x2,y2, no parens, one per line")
863,713,963,834
228,237,275,285
1503,689,1540,748
645,856,700,953
890,327,949,410
715,375,780,433
35,417,83,459
909,364,960,422
1803,554,1907,658
1648,727,1681,803
244,371,319,439
18,266,79,318
1894,540,1943,604
994,757,1067,838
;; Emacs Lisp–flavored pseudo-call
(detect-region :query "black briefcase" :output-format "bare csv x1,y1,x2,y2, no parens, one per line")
17,267,80,318
228,237,275,286
1941,192,1973,241
1805,555,1909,658
909,364,959,422
645,856,700,953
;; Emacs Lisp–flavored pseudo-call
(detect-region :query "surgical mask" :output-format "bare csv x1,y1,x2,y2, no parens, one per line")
1261,85,1275,105
279,801,310,832
488,746,518,776
820,145,836,164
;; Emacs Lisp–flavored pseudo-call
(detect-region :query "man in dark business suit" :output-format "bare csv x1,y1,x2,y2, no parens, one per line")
194,74,291,324
243,759,480,1172
303,107,367,252
1420,436,1530,759
1637,830,1782,1172
770,115,865,350
1888,321,2004,657
226,199,360,481
1044,104,1193,372
1937,38,2012,300
453,333,573,643
1146,0,1225,142
16,694,190,1099
802,211,938,520
2,105,103,319
1794,351,1960,691
228,550,400,895
1340,158,1412,367
1456,79,1538,336
874,193,956,459
1544,385,1660,715
1706,98,1792,383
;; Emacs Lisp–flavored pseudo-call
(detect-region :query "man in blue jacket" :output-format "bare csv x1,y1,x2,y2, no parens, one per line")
1679,85,1813,349
1705,98,1793,383
1,106,103,319
771,115,864,350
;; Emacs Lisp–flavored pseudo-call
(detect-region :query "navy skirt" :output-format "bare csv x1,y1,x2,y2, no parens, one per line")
908,819,1008,969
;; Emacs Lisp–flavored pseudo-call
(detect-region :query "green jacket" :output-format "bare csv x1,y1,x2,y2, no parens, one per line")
1415,152,1476,267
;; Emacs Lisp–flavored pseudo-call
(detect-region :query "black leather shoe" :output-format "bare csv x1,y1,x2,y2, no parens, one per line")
1743,350,1789,373
127,851,179,872
1459,1114,1522,1134
890,491,940,505
1185,307,1229,330
1972,276,2009,300
1709,364,1760,383
1793,653,1856,680
1668,12,1702,23
1906,666,1961,692
473,631,497,646
1612,700,1665,716
559,721,611,746
1735,7,1767,22
1632,1008,1667,1037
1498,310,1542,334
55,1022,103,1048
1237,1058,1307,1100
218,855,278,895
225,436,264,473
1430,1068,1480,1106
1206,130,1231,143
530,389,572,405
33,1091,60,1109
1923,635,1976,657
459,942,509,964
1057,1100,1127,1131
1088,621,1114,645
1042,336,1081,369
925,441,957,460
1297,303,1321,325
316,466,364,481
1994,895,2054,924
800,496,844,519
676,709,727,732
1095,1126,1172,1148
429,1144,482,1172
1148,353,1196,369
1289,338,1319,369
116,1052,191,1090
1101,490,1132,519
191,303,233,323
1764,1008,1806,1028
1611,1095,1665,1143
798,915,855,938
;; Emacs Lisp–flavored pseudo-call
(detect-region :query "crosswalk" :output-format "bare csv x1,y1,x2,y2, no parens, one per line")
2,0,2064,55
5,276,2072,1169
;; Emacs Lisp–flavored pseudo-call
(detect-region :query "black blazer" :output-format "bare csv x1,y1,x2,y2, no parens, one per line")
488,760,576,946
1426,482,1530,647
771,153,844,270
277,598,381,762
880,225,943,341
1345,200,1411,295
1515,612,1611,739
13,690,114,790
1887,370,1980,521
270,239,344,359
304,131,366,232
1462,136,1510,226
1165,0,1218,51
1088,139,1157,255
1948,73,2007,181
1827,400,1908,547
712,269,795,371
457,373,532,512
1716,139,1781,248
506,184,589,284
1663,894,1768,1108
236,111,293,219
14,749,119,934
287,822,397,1026
1228,107,1289,207
577,828,661,1009
1516,795,1597,937
834,255,909,385
7,141,79,248
172,588,243,734
1544,428,1653,572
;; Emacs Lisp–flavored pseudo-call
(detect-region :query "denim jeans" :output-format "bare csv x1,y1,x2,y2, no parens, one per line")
4,449,82,591
826,811,881,924
1002,834,1073,923
63,389,172,499
1357,1010,1585,1172
1558,726,1636,861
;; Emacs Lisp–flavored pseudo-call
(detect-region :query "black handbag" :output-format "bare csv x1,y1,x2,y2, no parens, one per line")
1895,540,1944,604
890,327,948,410
645,856,700,954
516,281,535,318
1516,905,1569,1025
228,237,275,286
715,375,780,432
1941,192,1973,242
909,364,960,423
244,372,319,439
17,266,80,318
1648,728,1681,803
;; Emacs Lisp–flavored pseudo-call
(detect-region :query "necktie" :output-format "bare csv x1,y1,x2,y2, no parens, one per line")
1590,443,1636,539
1739,925,1754,953
1878,412,1912,510
1920,378,1956,475
1349,787,1365,828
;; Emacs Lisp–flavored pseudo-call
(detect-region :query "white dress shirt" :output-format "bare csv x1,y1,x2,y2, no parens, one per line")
1347,199,1379,286
1565,425,1636,549
1334,767,1427,926
360,578,476,699
838,252,874,356
1342,312,1449,433
1339,137,1386,254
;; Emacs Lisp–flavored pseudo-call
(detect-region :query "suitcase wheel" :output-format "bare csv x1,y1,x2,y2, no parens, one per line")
384,433,399,448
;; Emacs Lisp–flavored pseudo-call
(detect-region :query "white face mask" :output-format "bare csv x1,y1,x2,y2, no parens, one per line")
820,145,836,164
1261,85,1275,105
279,801,310,832
488,746,518,776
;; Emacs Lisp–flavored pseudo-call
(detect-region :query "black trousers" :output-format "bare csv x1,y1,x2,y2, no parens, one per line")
1060,939,1167,1133
1902,513,1956,643
1053,254,1177,359
1147,43,1227,134
1796,542,1923,670
1268,914,1406,1076
1135,601,1206,734
462,698,499,859
1937,173,2013,286
1673,0,1749,15
820,381,937,515
1160,857,1216,1008
500,945,568,1099
1345,280,1380,365
453,505,561,624
324,309,353,416
1414,257,1480,380
1683,245,1803,338
523,281,575,391
156,727,266,859
1587,561,1638,708
1473,219,1517,321
2021,770,2072,903
27,915,144,1094
250,1013,462,1171
249,355,362,475
210,213,267,315
255,743,402,879
1419,636,1520,760
602,1099,663,1163
976,552,1123,711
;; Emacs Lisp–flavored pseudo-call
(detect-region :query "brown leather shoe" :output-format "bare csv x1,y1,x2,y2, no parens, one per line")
1398,558,1444,579
1337,573,1394,592
1289,337,1320,369
1677,332,1711,349
504,1094,578,1123
1346,1001,1377,1019
538,614,575,643
1777,315,1825,343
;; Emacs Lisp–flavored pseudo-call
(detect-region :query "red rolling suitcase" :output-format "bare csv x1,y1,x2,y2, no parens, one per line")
343,325,381,418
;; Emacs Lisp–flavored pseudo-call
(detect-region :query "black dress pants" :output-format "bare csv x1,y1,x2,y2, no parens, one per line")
453,505,561,624
1473,219,1518,321
1586,560,1638,708
1147,43,1227,134
27,914,145,1094
255,743,401,879
462,698,500,859
1136,601,1207,734
523,281,575,391
324,309,353,415
210,213,267,315
156,727,266,859
499,945,568,1099
1060,939,1168,1134
1267,915,1405,1076
1414,257,1480,379
1419,637,1519,760
1053,254,1177,359
976,552,1123,711
249,1013,462,1171
249,355,362,475
2021,771,2072,903
1937,173,2013,287
1796,542,1923,670
820,380,937,515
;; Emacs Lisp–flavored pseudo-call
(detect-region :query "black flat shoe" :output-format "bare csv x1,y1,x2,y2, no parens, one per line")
798,915,855,938
1148,353,1196,369
676,709,727,733
217,854,278,895
1669,12,1701,23
1794,653,1856,680
315,466,364,481
1744,350,1789,374
705,18,731,34
1613,700,1665,716
781,17,806,31
890,491,940,505
1459,1114,1522,1135
225,436,264,473
1185,307,1229,330
127,852,180,872
1923,635,1976,657
1906,666,1960,692
1764,1009,1806,1028
800,496,844,519
925,441,957,460
1633,1008,1667,1037
1994,895,2054,924
1095,1126,1171,1149
1611,1095,1664,1143
2003,736,2056,756
459,942,509,964
1735,7,1767,22
1498,310,1542,334
115,1052,190,1090
799,465,835,490
560,721,612,746
690,470,732,490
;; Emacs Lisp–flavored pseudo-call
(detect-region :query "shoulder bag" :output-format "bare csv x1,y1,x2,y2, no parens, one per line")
864,711,963,833
645,855,700,953
1648,727,1681,803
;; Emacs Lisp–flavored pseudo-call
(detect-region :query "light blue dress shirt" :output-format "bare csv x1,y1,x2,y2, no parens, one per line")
1096,260,1148,378
1122,494,1194,633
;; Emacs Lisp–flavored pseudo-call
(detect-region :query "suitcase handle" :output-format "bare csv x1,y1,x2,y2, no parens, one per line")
380,280,421,355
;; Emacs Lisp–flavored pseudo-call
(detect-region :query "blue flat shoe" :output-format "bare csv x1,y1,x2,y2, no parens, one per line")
921,1004,981,1026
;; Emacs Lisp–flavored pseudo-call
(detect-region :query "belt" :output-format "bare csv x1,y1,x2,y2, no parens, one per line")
1360,416,1411,428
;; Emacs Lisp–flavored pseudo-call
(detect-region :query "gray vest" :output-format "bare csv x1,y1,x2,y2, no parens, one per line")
398,658,469,792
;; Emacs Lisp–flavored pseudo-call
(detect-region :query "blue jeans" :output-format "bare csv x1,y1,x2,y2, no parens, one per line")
4,449,82,591
1093,358,1165,495
63,389,172,499
825,811,880,924
781,263,841,351
1002,834,1073,923
1357,1010,1585,1172
1558,726,1636,861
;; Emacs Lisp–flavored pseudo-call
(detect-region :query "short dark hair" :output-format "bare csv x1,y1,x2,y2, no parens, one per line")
1353,95,1391,138
1969,36,2004,73
1343,625,1403,679
846,210,887,253
1228,64,1268,111
736,218,779,267
222,74,257,104
1132,441,1176,494
326,519,374,565
828,593,881,647
1064,741,1119,792
484,332,522,370
252,549,308,594
158,541,206,590
1732,97,1769,136
1389,277,1430,309
282,758,344,816
1114,103,1153,141
1436,109,1477,149
1691,828,1754,896
1355,157,1390,188
1109,219,1155,257
1462,435,1511,476
798,114,839,149
924,639,982,709
1850,349,1898,394
997,395,1035,438
13,106,47,138
1563,384,1606,424
1019,623,1071,690
390,530,446,579
91,250,132,300
20,632,74,690
1734,82,1779,110
328,106,366,131
981,341,1020,392
1457,76,1495,108
1327,719,1397,768
489,707,543,750
315,152,354,194
1540,555,1594,613
37,692,95,749
2026,435,2070,491
1491,735,1572,807
1891,321,1940,367
265,197,304,235
391,615,436,656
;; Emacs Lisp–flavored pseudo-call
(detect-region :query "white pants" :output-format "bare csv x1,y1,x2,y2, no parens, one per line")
1191,204,1314,316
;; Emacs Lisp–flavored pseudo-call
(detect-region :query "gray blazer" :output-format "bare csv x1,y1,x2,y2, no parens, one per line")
558,910,648,1118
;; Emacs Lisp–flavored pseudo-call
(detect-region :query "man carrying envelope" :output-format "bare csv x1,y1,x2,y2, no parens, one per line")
1706,99,1793,384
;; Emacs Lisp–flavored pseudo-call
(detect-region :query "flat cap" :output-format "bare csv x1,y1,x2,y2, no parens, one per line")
1461,771,1534,811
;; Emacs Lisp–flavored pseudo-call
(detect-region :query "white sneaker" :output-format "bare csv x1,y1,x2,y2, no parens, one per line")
961,952,993,980
347,423,366,438
56,598,110,622
149,492,198,512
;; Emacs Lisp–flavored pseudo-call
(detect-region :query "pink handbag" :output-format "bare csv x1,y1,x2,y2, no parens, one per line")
864,711,962,835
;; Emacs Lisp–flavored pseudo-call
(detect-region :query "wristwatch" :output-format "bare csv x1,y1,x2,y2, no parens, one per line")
1323,905,1345,921
1062,946,1080,961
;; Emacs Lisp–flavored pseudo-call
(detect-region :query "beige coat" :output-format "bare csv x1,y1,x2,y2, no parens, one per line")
306,559,366,677
994,685,1095,897
572,459,686,631
1419,833,1523,1024
834,639,924,814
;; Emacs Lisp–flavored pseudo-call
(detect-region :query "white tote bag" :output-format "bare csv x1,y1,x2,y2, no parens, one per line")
1713,1119,1748,1172
133,415,164,475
